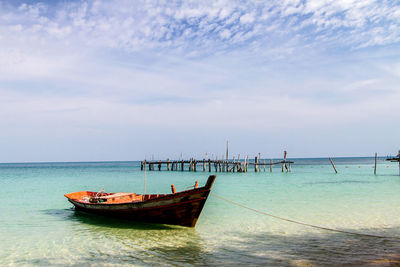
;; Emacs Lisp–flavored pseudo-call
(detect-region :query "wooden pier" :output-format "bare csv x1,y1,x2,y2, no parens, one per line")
142,149,400,175
141,154,294,173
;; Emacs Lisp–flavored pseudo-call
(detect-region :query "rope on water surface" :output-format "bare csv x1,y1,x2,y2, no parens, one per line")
211,193,400,240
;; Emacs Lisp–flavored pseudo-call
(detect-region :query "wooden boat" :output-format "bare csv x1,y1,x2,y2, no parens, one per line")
65,175,216,227
387,150,400,162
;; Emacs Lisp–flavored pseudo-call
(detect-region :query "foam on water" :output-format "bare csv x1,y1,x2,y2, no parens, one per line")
1,158,400,266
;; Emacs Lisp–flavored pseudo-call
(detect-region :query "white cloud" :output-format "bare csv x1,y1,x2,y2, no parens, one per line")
240,13,255,24
0,47,73,79
0,0,398,56
220,29,231,39
338,79,378,92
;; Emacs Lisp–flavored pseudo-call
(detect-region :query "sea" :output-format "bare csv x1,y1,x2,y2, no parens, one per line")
1,157,400,266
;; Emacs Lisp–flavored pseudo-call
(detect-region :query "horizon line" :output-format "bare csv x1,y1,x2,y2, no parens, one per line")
0,155,394,164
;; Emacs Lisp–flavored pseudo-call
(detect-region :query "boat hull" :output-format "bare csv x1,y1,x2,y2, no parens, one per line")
66,175,215,227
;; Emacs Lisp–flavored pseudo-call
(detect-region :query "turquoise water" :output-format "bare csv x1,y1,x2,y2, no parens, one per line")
1,158,400,266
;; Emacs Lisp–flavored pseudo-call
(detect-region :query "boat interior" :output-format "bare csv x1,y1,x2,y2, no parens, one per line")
65,191,167,204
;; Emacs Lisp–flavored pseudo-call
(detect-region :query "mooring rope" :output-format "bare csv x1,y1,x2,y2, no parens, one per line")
211,193,400,240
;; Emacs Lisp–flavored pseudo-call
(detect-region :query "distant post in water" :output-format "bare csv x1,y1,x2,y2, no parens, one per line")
329,157,338,174
226,141,229,172
282,150,287,172
374,153,377,175
255,156,258,172
143,160,147,199
270,159,272,172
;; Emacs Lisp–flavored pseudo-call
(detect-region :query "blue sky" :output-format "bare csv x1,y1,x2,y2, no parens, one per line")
0,0,400,162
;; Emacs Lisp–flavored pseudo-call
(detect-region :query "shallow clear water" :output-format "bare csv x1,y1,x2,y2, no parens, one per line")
1,158,400,266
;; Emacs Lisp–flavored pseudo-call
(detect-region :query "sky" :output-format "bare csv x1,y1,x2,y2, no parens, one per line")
0,0,400,162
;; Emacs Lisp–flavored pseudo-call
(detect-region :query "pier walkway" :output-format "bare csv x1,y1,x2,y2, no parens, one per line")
141,157,294,173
